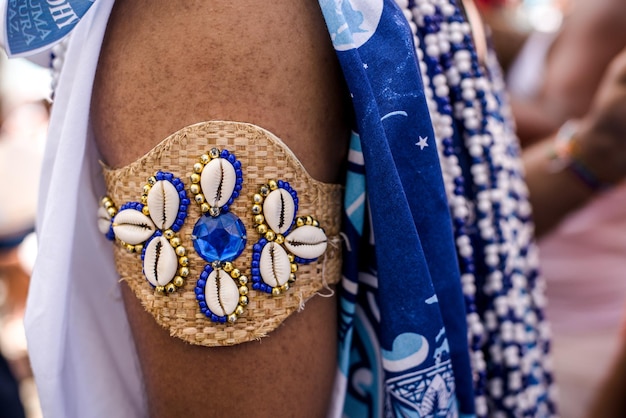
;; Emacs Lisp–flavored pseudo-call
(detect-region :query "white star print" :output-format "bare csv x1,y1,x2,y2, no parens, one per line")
416,136,428,150
363,63,368,69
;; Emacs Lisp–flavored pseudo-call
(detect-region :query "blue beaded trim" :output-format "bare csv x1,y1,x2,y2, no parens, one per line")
195,262,249,323
276,180,299,232
220,149,244,213
195,264,228,323
154,171,191,231
251,238,271,293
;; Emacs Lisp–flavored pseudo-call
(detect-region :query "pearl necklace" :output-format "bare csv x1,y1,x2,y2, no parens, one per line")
395,0,556,416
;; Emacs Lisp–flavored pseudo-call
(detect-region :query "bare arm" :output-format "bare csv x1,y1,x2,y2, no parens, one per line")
524,47,626,237
91,1,350,417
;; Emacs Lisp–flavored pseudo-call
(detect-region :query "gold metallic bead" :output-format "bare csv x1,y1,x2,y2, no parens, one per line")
251,204,262,215
257,224,268,235
259,185,270,197
254,214,265,225
107,207,117,217
179,267,190,277
230,268,241,279
142,206,150,216
223,262,233,272
312,219,319,227
296,217,305,227
190,173,201,184
175,246,186,257
290,263,298,273
125,244,135,252
253,194,263,204
141,194,148,204
288,254,295,263
200,154,210,164
164,229,175,239
272,287,281,296
305,216,313,225
281,283,290,292
201,203,210,213
102,196,111,206
155,286,165,294
209,207,221,217
289,273,296,283
268,180,278,190
265,231,276,241
165,283,176,293
227,314,237,323
134,244,143,253
173,276,184,287
209,148,220,159
235,305,245,316
238,285,248,296
238,275,248,285
179,256,189,267
190,184,201,195
193,163,204,174
143,184,151,194
239,295,249,306
170,236,181,247
195,194,205,204
148,176,157,185
275,234,284,245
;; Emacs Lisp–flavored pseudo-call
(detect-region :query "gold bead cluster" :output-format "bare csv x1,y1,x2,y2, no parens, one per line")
190,148,222,216
101,196,118,218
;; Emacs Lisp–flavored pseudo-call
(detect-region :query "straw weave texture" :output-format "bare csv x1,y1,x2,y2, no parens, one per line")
102,121,342,346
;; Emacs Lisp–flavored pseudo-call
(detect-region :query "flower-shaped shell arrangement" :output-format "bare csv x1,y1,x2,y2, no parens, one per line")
251,180,328,296
189,148,249,323
98,171,190,293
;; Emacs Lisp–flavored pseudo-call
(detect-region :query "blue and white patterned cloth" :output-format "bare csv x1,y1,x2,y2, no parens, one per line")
319,1,554,417
319,1,474,416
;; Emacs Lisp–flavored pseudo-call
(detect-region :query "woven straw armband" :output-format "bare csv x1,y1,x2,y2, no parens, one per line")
98,121,343,346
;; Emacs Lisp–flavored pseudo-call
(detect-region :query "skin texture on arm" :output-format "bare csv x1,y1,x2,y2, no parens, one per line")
512,0,626,145
524,47,626,237
91,1,351,417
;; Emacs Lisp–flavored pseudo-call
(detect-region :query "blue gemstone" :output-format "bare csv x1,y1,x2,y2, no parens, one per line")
192,212,247,262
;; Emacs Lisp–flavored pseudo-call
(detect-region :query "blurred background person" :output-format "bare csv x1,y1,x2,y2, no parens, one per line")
485,1,626,417
0,52,49,418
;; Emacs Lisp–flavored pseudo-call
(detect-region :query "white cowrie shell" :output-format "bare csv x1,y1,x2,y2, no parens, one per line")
263,188,295,234
112,209,156,245
200,158,237,208
205,269,240,317
259,242,292,287
97,206,112,235
143,236,178,287
147,180,180,230
284,225,328,260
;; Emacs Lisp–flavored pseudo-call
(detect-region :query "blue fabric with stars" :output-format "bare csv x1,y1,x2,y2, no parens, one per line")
319,1,475,416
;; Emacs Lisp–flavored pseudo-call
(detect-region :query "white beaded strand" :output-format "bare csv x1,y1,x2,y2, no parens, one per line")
396,0,555,416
